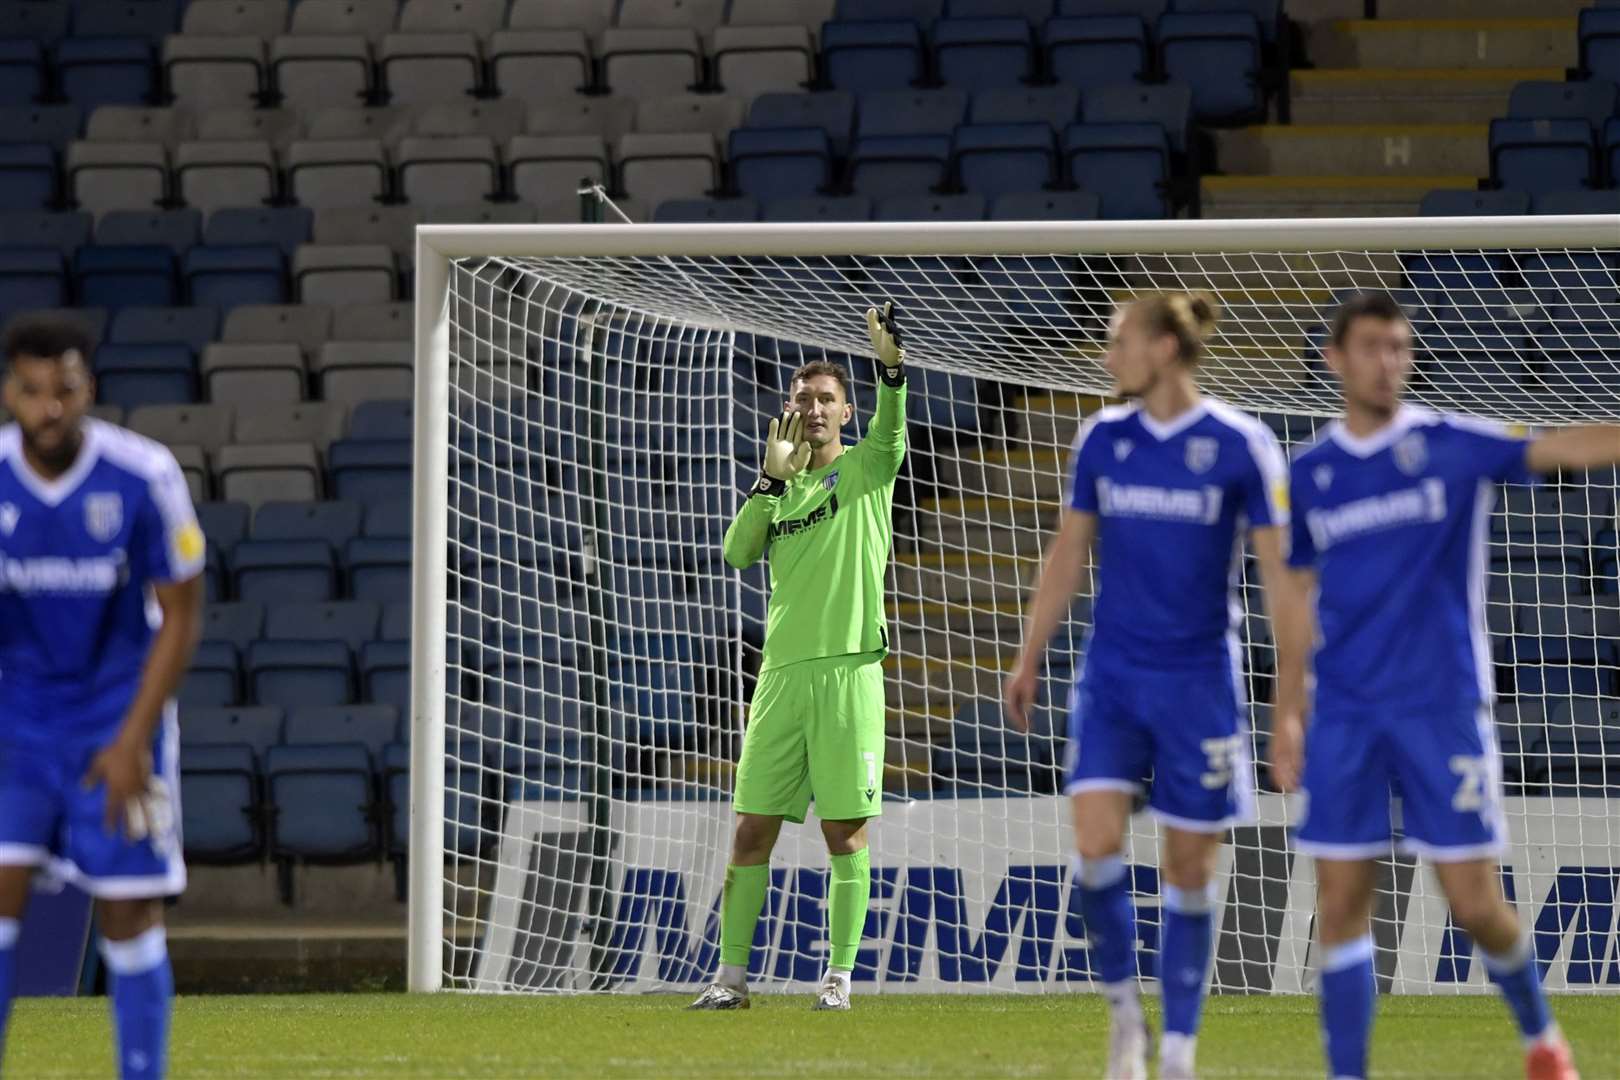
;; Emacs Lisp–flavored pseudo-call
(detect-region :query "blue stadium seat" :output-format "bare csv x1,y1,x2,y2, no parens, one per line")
607,631,697,746
834,0,942,21
201,601,265,653
109,305,218,351
952,122,1057,198
232,539,337,602
329,439,412,505
873,193,984,220
728,127,833,200
266,743,377,860
56,37,155,107
181,640,240,707
975,249,1082,328
761,195,873,220
0,247,66,317
179,743,261,862
1523,252,1619,321
349,400,412,441
821,20,925,93
93,342,196,408
1083,81,1192,154
379,601,411,641
283,704,397,758
1514,638,1620,699
1533,189,1620,215
73,244,176,309
0,143,56,210
0,208,91,253
991,190,1100,219
948,0,1051,17
652,197,761,222
253,499,363,549
0,1,71,45
359,641,409,710
1490,118,1597,196
859,90,969,139
1157,12,1264,123
747,92,856,156
1506,79,1619,128
1042,16,1147,95
932,17,1035,92
264,601,380,651
181,704,283,755
907,367,979,430
969,85,1080,129
1063,122,1170,218
0,104,82,152
344,537,410,603
1580,8,1620,84
248,640,354,707
197,500,251,554
72,0,179,43
846,133,950,198
0,39,46,105
1418,189,1531,216
97,209,201,253
363,499,411,539
183,245,286,310
203,207,312,257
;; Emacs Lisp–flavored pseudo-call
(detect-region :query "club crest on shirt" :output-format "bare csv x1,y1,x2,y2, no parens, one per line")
1313,465,1333,491
823,471,839,491
84,492,122,542
0,502,16,536
1185,437,1218,474
1113,439,1133,461
1393,432,1428,476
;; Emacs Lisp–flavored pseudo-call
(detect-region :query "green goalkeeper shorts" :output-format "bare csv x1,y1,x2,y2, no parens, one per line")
733,651,886,824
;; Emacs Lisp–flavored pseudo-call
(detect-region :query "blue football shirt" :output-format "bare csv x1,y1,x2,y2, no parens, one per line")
0,419,205,744
1067,400,1289,670
1287,405,1534,710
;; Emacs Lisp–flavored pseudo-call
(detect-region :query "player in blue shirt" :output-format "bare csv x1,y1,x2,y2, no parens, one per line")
0,316,204,1079
1270,293,1612,1080
1005,293,1292,1080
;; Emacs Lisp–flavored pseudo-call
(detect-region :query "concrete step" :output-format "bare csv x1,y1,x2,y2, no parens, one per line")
1200,173,1478,218
1214,123,1489,177
1312,18,1579,71
1286,67,1561,125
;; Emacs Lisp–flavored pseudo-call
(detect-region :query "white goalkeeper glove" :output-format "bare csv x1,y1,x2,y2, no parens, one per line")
866,300,906,387
754,410,811,497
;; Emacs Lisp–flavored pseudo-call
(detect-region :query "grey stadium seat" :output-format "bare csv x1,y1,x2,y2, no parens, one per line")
712,25,815,99
312,206,420,259
726,0,836,35
288,0,395,40
163,36,267,109
489,30,591,103
222,303,335,354
182,0,290,38
129,403,237,454
379,32,483,104
233,400,348,449
303,106,410,146
315,341,413,405
507,135,608,205
175,140,278,213
269,34,375,109
396,136,500,205
65,142,168,216
599,28,703,100
398,0,505,36
201,343,308,406
332,301,410,340
171,444,211,502
634,95,745,141
618,0,727,38
194,107,302,149
616,133,718,207
285,138,390,209
214,442,323,508
293,244,397,307
507,0,616,44
420,202,537,225
413,100,527,143
85,106,196,148
527,97,637,141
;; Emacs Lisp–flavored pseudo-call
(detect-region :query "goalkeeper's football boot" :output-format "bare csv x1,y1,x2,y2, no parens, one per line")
687,983,750,1010
1103,1008,1150,1080
812,974,851,1011
1526,1026,1579,1080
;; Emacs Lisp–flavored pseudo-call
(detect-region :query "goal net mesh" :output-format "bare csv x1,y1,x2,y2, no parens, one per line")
432,236,1620,995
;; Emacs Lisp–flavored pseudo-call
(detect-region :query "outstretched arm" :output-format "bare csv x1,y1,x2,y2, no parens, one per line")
1526,425,1620,474
1003,509,1096,731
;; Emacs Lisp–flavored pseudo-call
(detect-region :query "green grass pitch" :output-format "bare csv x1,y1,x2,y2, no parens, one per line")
8,993,1617,1077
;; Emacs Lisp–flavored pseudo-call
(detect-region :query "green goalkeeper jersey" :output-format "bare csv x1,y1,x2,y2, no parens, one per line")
722,381,907,672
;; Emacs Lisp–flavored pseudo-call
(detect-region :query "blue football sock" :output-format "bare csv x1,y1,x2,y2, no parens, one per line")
1158,883,1215,1037
101,926,173,1080
0,917,18,1055
1482,932,1551,1043
1075,855,1139,1011
1319,935,1375,1080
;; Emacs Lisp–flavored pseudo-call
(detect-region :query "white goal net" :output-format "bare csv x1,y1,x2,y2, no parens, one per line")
409,217,1620,996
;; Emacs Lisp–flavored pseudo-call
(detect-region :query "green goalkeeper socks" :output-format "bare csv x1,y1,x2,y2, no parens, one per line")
719,863,771,968
827,848,871,972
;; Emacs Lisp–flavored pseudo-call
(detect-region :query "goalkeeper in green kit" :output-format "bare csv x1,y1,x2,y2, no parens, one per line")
688,304,907,1013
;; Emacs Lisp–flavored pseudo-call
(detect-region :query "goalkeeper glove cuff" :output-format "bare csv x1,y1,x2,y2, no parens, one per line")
878,360,905,388
751,474,789,498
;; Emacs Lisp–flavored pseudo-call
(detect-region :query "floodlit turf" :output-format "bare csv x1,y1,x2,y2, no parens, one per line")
8,992,1618,1078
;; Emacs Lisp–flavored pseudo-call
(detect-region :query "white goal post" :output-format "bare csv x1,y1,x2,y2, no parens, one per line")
410,215,1620,996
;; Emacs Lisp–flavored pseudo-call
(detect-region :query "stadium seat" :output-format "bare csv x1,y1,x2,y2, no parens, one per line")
727,127,831,200
932,17,1036,92
172,443,211,503
653,197,761,222
312,206,419,258
0,248,68,318
1580,8,1620,84
1506,79,1619,129
969,85,1080,130
163,35,266,109
361,493,409,537
1489,119,1596,196
182,640,241,706
329,438,412,505
250,640,354,706
333,302,409,342
131,401,235,452
236,401,348,450
952,123,1057,198
747,92,856,156
1418,189,1532,216
616,133,719,207
1042,16,1147,96
265,743,376,860
1533,189,1620,216
636,95,747,143
821,20,925,94
254,499,362,549
378,31,483,105
200,342,303,404
108,305,216,353
489,29,592,102
1064,122,1169,218
264,600,379,651
358,640,410,708
179,744,262,863
506,134,609,206
73,245,176,309
194,106,300,148
345,538,410,603
379,599,411,639
215,441,322,508
72,0,178,42
183,703,283,754
0,103,84,152
292,244,397,306
833,0,941,22
231,538,337,602
1157,12,1264,123
174,140,278,214
95,209,200,252
0,145,56,212
991,190,1100,219
847,134,949,198
759,194,871,220
858,89,967,140
197,499,251,551
305,103,409,141
201,601,266,654
315,341,412,405
1083,81,1193,155
527,95,638,143
85,106,191,147
205,207,313,257
56,37,156,108
93,343,196,408
599,28,703,99
396,136,500,205
268,33,375,109
65,141,168,216
0,211,88,257
712,25,815,99
182,0,290,37
221,303,327,355
283,703,397,756
285,138,389,209
183,245,287,310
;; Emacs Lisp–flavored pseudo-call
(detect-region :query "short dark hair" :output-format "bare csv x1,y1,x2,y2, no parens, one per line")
3,314,92,369
1329,292,1408,348
790,358,852,402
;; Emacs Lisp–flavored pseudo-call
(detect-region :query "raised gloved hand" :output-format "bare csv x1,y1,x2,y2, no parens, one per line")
754,409,812,496
865,300,906,387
